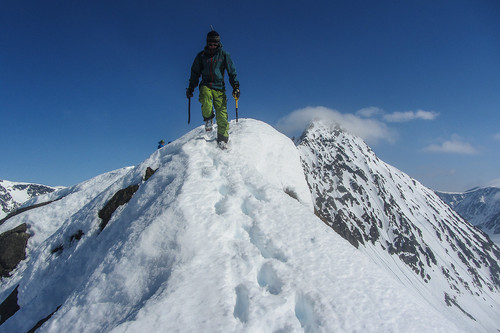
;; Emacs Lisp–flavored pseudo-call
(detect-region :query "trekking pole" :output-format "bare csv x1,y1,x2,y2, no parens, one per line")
188,96,191,124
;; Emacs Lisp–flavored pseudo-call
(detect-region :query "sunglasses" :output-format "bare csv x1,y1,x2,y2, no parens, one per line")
208,42,219,47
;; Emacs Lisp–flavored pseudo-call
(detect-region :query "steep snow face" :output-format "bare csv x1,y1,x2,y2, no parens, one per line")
436,187,500,240
297,120,500,333
0,180,60,220
0,119,464,333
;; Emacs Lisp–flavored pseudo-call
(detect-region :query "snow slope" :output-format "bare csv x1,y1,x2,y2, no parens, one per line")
0,119,462,332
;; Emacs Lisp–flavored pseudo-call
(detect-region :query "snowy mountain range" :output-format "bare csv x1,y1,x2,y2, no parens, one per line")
436,186,500,244
0,180,59,220
0,119,499,332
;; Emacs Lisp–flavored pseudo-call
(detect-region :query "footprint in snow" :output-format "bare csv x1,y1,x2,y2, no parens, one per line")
295,292,322,331
215,199,227,215
245,224,287,263
215,184,232,215
233,284,250,323
257,261,284,295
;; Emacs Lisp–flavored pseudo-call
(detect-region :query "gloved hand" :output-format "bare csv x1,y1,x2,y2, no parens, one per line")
232,87,240,99
186,87,194,98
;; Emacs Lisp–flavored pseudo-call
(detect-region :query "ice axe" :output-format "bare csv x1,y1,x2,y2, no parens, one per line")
235,96,239,122
233,89,239,122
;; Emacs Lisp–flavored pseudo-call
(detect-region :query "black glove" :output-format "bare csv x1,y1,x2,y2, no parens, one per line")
232,86,240,99
186,87,194,98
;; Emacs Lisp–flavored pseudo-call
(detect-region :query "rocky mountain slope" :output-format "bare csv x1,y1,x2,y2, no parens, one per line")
297,120,500,332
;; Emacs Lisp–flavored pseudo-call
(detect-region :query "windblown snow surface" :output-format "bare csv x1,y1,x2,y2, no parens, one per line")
0,119,475,332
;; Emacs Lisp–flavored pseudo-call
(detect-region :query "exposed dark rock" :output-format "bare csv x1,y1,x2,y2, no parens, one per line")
0,285,20,325
0,224,30,277
444,293,476,321
69,230,84,243
50,230,85,256
0,187,15,217
331,210,362,249
50,230,85,255
98,184,140,231
12,184,56,198
51,245,64,256
284,187,299,201
27,305,61,333
144,167,158,181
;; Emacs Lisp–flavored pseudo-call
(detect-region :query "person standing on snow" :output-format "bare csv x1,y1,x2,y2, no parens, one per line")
186,30,240,149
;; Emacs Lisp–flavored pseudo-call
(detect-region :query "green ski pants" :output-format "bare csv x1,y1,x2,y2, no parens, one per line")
199,85,229,139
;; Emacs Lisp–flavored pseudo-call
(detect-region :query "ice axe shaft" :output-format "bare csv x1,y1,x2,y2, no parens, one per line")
235,97,239,122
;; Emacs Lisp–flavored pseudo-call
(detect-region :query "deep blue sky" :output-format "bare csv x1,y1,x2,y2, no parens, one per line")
1,0,499,191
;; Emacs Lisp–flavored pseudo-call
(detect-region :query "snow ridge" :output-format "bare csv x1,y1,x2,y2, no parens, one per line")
0,119,495,332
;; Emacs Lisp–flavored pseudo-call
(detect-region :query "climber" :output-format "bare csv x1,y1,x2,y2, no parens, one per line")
186,30,240,149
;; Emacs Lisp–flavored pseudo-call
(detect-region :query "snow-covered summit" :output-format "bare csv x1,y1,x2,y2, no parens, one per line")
297,119,500,332
0,119,496,332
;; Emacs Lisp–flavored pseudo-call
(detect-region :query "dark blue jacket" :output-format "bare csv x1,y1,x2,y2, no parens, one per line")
189,46,239,92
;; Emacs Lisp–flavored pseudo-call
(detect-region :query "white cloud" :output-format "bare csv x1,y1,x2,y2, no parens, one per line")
423,135,479,155
275,106,396,145
356,106,383,118
383,110,439,122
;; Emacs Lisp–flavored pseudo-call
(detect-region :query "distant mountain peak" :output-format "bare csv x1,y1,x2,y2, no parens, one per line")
436,186,500,237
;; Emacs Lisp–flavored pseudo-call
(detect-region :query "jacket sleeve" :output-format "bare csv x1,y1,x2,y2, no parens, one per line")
189,52,203,89
224,51,239,89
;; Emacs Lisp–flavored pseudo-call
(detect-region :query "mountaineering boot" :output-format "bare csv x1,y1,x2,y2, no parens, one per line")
217,140,228,150
217,132,229,150
205,119,213,132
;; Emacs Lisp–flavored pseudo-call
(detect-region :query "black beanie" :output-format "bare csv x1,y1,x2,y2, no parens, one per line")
207,31,220,43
